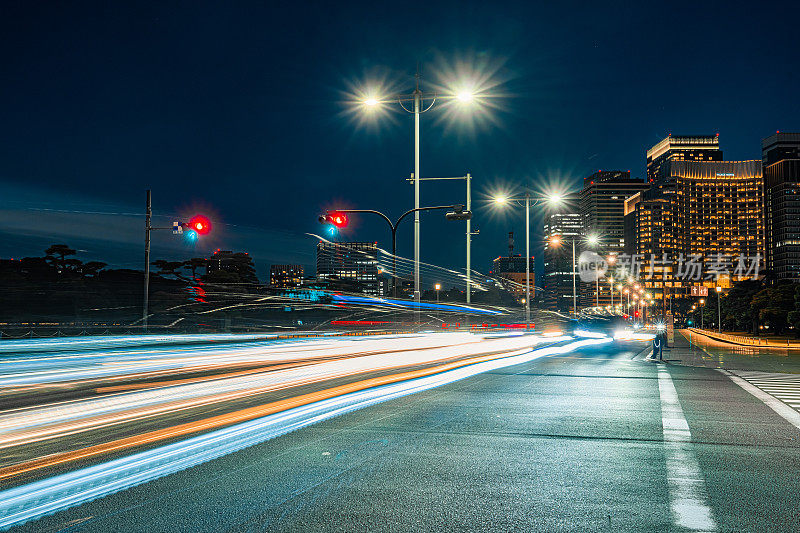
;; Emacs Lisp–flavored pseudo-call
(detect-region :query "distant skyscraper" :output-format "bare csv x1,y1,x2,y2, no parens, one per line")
646,134,723,183
315,241,383,296
270,264,303,289
542,194,582,312
580,171,648,307
763,132,800,282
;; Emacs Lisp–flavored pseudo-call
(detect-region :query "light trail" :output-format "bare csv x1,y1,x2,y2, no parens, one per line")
0,333,538,448
0,335,610,530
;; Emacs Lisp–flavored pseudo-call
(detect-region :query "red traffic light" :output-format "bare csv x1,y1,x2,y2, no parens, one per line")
320,211,350,228
188,215,212,235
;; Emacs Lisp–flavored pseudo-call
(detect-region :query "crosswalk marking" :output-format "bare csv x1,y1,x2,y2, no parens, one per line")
725,370,800,423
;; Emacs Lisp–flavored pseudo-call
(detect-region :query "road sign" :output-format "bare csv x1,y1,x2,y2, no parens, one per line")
172,221,183,234
690,285,708,297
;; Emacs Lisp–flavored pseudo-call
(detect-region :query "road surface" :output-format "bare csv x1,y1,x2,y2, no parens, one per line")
3,330,800,531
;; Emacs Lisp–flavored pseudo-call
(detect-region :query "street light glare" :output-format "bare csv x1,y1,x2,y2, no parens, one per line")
364,97,379,107
586,234,599,245
494,196,507,204
456,91,474,103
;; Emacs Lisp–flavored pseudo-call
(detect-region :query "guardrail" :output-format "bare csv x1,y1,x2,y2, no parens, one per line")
688,328,799,348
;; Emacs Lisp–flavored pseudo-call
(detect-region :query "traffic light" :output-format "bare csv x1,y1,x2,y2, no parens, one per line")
188,215,212,235
445,205,473,221
318,212,349,228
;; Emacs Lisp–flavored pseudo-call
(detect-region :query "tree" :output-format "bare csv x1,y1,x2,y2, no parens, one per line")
45,244,76,274
151,260,184,278
82,261,107,278
751,283,796,335
721,279,763,333
183,258,207,280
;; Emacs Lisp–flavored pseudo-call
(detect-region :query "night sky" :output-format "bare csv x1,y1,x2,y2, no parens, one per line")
2,1,799,282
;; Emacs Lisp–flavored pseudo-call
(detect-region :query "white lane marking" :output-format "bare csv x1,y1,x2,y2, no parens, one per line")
658,366,717,532
719,369,800,430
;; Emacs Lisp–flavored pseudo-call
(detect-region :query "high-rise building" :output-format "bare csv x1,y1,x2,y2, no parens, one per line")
580,171,649,307
492,232,534,303
543,193,582,312
270,264,303,289
626,157,764,314
763,132,800,282
646,134,723,183
315,241,383,296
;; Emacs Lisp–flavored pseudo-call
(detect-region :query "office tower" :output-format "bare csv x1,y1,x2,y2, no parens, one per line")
763,132,800,282
315,241,383,296
543,193,583,312
580,171,649,307
646,134,723,183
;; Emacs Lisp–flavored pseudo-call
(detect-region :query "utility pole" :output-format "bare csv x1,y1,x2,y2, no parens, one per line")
143,190,152,332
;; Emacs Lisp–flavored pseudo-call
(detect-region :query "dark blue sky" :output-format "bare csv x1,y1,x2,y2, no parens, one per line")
1,1,798,281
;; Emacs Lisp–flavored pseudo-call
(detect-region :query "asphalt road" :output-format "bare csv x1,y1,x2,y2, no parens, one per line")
9,337,800,532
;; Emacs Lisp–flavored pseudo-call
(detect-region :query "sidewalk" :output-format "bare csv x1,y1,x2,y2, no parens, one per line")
687,328,800,349
666,330,800,373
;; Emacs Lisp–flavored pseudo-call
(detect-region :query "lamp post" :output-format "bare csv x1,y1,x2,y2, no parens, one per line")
434,283,441,303
699,298,705,329
716,286,722,333
547,232,598,317
609,276,614,309
495,193,562,330
585,234,600,307
360,71,478,316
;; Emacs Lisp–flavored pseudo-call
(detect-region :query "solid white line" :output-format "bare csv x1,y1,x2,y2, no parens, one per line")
717,369,800,430
658,366,717,532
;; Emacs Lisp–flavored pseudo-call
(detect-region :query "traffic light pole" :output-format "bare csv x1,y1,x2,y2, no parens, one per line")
324,205,471,306
142,191,201,332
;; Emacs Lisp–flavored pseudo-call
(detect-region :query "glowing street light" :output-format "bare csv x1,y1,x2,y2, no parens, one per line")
494,192,563,328
456,91,474,103
354,70,481,317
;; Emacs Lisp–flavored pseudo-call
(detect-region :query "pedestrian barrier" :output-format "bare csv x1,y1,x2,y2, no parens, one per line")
688,328,799,348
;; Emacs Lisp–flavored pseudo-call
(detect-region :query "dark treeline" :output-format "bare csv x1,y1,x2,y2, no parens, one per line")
0,244,259,324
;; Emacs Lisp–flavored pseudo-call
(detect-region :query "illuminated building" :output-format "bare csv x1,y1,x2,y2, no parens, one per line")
269,264,303,289
646,134,723,183
542,193,582,312
580,171,648,307
492,232,534,302
315,242,383,296
626,157,764,313
763,132,800,282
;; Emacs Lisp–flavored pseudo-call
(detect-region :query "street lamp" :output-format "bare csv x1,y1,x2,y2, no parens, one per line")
548,231,600,317
609,276,614,309
699,298,705,330
434,283,441,303
358,71,477,313
494,192,562,329
585,233,600,307
716,286,723,333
